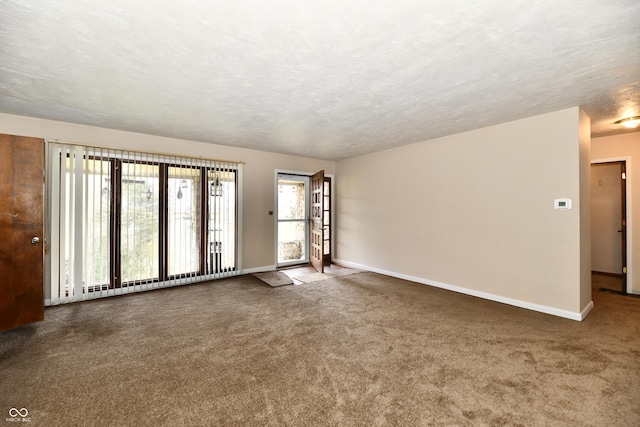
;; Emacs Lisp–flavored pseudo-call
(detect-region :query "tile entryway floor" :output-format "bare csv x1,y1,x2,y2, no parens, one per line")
279,264,361,285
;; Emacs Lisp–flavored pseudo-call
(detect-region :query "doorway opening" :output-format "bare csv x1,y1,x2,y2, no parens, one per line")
276,174,309,267
276,171,331,272
590,161,628,294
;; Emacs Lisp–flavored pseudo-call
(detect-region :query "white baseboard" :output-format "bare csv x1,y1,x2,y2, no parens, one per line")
242,265,277,274
333,258,590,321
580,301,594,320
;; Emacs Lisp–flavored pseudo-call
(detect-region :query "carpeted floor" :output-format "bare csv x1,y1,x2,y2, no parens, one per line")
1,272,639,426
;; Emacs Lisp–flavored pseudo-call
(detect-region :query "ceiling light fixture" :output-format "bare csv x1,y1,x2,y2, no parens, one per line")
615,116,640,129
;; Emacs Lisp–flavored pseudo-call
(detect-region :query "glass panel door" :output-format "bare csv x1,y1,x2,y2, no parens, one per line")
168,166,201,277
120,162,160,284
207,169,237,274
62,156,112,290
277,174,310,266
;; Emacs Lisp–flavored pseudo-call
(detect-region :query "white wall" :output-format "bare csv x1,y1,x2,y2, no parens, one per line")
591,131,640,294
335,107,592,320
0,113,335,271
1,109,598,317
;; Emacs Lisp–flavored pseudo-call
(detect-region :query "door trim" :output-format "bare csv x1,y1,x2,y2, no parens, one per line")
591,157,633,294
275,172,310,268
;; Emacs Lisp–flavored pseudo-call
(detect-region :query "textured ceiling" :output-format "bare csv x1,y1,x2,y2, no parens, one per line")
1,0,639,160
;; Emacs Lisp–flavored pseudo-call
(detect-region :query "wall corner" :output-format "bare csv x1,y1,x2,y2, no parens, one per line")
579,108,592,313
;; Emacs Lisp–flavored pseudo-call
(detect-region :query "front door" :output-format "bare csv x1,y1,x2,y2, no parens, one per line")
0,134,45,332
310,170,324,273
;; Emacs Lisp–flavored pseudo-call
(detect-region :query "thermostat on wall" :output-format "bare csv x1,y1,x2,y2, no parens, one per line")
554,198,572,210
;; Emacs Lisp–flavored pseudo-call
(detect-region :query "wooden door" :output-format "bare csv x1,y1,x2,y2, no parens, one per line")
310,170,324,273
0,134,45,332
323,177,331,265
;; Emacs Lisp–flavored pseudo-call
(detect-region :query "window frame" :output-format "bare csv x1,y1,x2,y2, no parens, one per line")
47,142,242,304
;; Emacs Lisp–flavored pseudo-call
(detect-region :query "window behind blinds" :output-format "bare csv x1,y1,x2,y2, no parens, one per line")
47,142,241,305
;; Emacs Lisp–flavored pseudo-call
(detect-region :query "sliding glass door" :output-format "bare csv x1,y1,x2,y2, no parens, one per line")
167,166,201,277
120,162,161,283
48,143,240,304
207,169,236,274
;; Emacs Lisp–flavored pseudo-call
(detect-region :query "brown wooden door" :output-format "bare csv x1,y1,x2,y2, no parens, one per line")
323,176,331,265
0,134,45,332
310,170,324,273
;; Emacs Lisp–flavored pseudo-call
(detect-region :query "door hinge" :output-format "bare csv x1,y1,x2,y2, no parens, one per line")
622,172,626,180
623,267,627,274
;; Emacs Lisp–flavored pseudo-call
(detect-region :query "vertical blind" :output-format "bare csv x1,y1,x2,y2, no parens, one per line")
47,142,241,305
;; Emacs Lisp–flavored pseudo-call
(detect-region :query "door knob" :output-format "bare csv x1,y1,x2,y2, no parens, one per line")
618,229,623,233
31,237,40,244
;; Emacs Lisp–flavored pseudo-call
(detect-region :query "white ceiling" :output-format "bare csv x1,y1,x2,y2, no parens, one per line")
1,0,639,160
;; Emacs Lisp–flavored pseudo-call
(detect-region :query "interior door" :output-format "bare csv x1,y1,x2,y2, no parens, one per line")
591,161,626,293
0,134,45,332
310,170,324,273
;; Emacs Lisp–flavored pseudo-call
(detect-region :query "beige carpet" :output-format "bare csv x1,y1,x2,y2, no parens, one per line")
252,270,293,287
1,272,639,426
